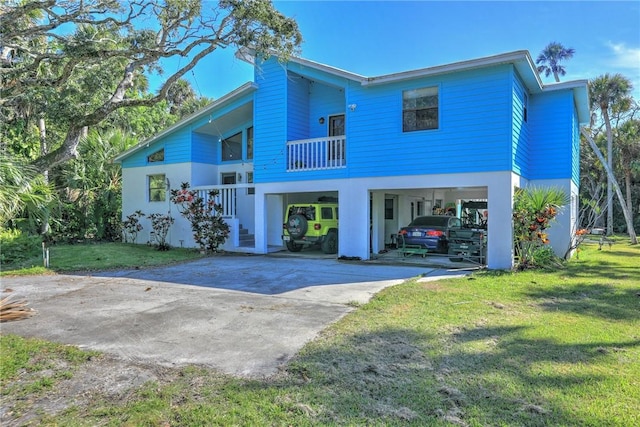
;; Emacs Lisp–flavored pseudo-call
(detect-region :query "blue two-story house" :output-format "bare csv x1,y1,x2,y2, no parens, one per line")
114,50,589,269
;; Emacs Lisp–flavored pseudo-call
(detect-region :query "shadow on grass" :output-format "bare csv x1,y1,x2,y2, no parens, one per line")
523,283,640,320
278,327,639,426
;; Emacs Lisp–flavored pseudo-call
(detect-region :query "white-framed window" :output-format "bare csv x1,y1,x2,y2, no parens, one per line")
148,174,166,202
403,86,438,132
246,171,254,195
222,132,242,161
221,172,236,185
147,148,164,163
247,127,254,160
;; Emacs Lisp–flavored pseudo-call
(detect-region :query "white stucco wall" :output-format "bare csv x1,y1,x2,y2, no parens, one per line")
528,178,579,260
122,163,196,247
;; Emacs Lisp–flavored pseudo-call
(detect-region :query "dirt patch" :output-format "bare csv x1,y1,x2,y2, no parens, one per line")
0,354,180,426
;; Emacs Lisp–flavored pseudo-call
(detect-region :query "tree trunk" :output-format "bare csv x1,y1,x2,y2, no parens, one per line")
603,109,614,235
38,117,48,183
581,128,637,244
625,172,633,220
31,126,84,171
38,117,50,234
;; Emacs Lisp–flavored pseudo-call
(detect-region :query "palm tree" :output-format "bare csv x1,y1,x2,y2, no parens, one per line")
536,42,575,82
589,73,633,236
616,119,640,230
0,154,53,231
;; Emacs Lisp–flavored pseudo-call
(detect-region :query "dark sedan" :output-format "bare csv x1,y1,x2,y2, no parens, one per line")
398,215,462,253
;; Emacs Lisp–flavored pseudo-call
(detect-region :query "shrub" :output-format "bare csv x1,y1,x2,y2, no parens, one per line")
0,229,42,265
513,186,569,269
170,182,229,253
122,211,145,243
148,213,174,251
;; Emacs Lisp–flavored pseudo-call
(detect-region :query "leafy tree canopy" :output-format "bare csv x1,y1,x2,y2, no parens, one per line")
1,0,302,169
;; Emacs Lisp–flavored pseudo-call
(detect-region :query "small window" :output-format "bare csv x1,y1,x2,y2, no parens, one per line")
246,172,255,195
321,207,333,220
147,148,164,163
222,132,242,161
221,172,236,185
403,87,438,132
247,127,254,160
524,93,528,123
148,174,166,202
385,199,394,220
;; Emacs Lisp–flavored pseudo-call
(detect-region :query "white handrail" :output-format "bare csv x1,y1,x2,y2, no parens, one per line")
286,136,346,171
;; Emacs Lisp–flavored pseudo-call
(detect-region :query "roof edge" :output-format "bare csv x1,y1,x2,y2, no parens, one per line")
114,82,257,163
362,50,534,86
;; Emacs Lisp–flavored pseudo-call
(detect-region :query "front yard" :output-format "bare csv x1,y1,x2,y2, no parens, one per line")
1,242,638,426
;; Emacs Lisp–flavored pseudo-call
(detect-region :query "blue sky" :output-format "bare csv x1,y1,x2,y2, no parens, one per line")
179,1,640,100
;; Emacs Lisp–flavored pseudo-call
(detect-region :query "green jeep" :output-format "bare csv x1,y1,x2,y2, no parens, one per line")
282,203,339,254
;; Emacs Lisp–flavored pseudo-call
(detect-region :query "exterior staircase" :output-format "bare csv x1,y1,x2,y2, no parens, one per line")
238,225,255,247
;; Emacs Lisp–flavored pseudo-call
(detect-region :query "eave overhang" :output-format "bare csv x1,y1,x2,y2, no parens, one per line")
113,82,258,163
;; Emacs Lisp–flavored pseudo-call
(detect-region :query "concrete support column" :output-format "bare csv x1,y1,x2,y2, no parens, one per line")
398,194,411,228
371,192,385,254
487,176,515,269
267,194,284,247
254,190,268,254
339,184,370,260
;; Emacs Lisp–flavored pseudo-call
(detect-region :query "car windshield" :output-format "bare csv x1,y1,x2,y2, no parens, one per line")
410,216,452,227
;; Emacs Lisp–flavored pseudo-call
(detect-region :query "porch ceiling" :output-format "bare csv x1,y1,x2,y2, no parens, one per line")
194,102,253,136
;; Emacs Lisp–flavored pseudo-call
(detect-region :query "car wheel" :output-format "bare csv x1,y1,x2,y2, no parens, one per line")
286,240,303,252
321,230,338,254
287,214,308,239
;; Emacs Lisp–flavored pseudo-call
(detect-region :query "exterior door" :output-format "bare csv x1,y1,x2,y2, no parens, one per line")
328,114,345,164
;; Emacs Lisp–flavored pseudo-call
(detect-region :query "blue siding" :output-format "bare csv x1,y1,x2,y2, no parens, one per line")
347,65,514,178
254,59,288,183
571,104,580,185
121,127,192,168
287,75,309,141
512,74,530,177
255,61,517,182
528,91,574,180
308,83,344,138
192,131,217,164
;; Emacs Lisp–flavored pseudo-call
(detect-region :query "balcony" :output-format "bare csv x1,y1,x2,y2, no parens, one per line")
286,136,346,172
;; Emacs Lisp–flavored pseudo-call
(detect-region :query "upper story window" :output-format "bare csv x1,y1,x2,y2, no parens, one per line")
147,148,164,163
247,127,254,160
222,132,242,161
403,87,438,132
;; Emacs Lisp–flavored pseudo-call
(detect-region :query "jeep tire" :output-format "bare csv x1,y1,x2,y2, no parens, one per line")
286,240,303,252
321,230,338,254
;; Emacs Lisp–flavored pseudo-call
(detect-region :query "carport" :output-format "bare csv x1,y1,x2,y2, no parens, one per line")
254,170,518,269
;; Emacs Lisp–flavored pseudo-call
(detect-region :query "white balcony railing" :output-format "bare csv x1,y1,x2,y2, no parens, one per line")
286,136,346,172
192,185,249,218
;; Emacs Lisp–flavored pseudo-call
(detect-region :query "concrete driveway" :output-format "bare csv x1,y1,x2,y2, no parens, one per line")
1,255,465,377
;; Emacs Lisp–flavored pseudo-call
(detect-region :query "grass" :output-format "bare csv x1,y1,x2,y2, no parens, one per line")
0,335,99,400
1,241,639,425
1,242,205,276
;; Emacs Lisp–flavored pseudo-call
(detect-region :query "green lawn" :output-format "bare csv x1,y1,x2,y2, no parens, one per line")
1,242,205,276
1,242,639,426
